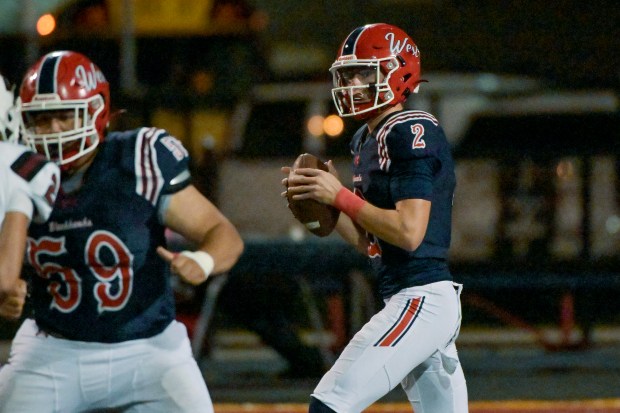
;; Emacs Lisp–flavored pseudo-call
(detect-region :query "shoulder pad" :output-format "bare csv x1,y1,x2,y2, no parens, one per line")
6,145,60,222
133,127,191,205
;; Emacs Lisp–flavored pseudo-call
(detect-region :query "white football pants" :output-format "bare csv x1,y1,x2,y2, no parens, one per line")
312,281,468,413
0,319,213,413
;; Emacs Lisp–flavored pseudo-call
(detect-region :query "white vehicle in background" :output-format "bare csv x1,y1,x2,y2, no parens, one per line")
222,74,619,257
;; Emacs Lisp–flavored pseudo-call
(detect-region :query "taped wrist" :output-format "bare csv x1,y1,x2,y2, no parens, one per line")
180,250,215,280
333,187,366,221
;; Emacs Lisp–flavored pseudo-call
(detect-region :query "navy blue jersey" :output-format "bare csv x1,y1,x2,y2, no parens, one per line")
26,128,191,343
350,110,456,298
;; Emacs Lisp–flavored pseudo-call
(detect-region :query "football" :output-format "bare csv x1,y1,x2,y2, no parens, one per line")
287,153,341,237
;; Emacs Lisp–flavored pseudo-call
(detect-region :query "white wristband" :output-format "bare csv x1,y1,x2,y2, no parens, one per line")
180,250,215,280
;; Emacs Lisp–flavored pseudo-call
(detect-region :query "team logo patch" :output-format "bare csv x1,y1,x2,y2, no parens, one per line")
374,296,424,347
161,136,188,161
385,32,419,57
74,63,106,92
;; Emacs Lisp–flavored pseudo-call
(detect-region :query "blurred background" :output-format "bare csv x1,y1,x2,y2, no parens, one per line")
1,0,620,407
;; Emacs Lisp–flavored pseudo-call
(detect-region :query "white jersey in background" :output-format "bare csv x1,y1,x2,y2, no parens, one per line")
0,141,59,224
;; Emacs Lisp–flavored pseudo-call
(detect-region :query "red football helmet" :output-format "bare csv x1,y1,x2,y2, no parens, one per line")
18,50,110,166
330,23,422,120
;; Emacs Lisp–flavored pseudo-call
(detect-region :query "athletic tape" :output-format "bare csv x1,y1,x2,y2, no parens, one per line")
180,250,215,280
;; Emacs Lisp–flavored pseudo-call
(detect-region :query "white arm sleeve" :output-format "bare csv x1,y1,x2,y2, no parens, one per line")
6,188,34,220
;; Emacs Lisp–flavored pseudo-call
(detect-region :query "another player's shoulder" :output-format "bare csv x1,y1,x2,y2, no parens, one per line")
0,141,32,167
106,127,189,162
106,127,191,204
0,141,59,222
0,141,58,183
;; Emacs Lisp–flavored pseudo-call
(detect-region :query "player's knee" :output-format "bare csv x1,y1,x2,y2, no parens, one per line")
309,396,337,413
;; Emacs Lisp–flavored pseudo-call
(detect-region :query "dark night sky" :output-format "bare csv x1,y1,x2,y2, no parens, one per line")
1,1,617,91
258,0,620,89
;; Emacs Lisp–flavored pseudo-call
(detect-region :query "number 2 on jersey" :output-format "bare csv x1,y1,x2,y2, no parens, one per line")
410,123,426,149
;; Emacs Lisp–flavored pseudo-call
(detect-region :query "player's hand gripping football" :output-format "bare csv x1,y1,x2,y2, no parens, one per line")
156,246,209,286
0,279,27,320
281,159,343,205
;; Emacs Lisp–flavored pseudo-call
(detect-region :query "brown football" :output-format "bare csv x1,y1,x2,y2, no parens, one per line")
287,153,341,237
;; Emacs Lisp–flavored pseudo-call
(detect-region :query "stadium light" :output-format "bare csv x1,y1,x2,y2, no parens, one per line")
307,115,325,137
36,13,56,36
323,114,344,138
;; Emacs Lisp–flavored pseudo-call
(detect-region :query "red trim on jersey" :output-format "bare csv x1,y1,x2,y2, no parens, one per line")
145,128,157,203
136,127,165,205
375,296,423,347
11,151,48,182
138,130,150,200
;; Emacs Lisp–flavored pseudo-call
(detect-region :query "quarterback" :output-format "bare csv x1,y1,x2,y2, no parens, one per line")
285,23,468,412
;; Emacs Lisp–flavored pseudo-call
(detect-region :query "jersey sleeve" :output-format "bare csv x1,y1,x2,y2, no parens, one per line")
9,150,60,223
385,116,446,203
134,128,192,206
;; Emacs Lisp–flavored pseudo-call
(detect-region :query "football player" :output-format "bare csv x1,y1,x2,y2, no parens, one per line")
0,51,243,413
0,74,60,321
284,24,468,412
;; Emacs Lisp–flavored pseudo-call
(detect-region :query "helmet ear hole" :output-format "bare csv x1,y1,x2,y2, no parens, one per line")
90,96,103,111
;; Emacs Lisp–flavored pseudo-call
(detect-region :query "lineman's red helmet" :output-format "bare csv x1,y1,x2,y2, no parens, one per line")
18,50,110,166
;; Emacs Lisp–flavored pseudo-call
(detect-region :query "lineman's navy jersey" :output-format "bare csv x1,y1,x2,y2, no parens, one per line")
350,110,456,299
26,128,191,343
